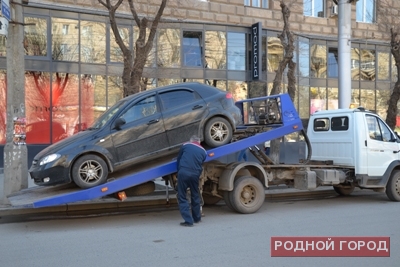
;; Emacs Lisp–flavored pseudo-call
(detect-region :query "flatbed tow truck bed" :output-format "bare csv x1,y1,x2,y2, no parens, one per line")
7,93,302,209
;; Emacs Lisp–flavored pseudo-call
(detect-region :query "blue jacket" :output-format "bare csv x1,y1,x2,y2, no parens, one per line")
177,142,207,176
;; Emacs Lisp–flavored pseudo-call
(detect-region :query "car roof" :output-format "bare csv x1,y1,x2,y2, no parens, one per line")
122,82,223,102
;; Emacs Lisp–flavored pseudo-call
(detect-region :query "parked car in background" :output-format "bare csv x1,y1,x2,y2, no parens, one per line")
29,82,242,189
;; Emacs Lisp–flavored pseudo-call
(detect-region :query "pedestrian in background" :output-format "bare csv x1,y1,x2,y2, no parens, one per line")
176,135,207,227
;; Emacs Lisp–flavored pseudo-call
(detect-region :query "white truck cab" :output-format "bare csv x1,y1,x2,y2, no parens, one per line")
308,107,400,193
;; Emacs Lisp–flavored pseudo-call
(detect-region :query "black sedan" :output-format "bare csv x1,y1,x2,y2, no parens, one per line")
29,82,242,189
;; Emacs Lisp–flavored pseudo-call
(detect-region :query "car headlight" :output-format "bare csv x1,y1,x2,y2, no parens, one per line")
39,154,61,166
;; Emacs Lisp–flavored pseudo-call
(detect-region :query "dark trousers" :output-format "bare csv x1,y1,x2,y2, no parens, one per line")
177,169,201,224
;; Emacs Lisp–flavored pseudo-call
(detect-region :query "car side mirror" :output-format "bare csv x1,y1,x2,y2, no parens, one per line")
114,118,126,130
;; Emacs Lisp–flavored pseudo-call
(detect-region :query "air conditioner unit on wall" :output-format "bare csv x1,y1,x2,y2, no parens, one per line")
331,5,338,17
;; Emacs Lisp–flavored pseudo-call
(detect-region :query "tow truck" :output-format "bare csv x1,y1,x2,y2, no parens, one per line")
7,93,400,213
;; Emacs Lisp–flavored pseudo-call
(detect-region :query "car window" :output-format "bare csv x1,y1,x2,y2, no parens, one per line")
159,90,198,110
91,99,126,129
121,96,158,123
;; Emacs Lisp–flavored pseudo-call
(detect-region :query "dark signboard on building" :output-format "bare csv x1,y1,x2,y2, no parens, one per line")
251,22,262,81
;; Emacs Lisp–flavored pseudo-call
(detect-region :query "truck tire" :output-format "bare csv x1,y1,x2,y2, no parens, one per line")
204,117,233,148
229,176,265,214
333,185,354,196
72,155,108,189
125,181,155,196
386,170,400,201
223,191,235,211
202,194,221,205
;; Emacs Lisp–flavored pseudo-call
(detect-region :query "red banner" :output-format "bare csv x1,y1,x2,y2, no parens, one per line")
271,236,390,257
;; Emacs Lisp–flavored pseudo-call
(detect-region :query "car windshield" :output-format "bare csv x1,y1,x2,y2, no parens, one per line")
89,100,126,129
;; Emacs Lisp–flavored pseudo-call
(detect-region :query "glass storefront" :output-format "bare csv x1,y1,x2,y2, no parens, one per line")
0,6,396,147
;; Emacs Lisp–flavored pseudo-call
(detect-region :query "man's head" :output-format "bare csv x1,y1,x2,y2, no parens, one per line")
190,135,201,143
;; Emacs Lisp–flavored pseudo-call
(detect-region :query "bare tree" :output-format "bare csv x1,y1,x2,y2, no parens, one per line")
98,0,167,96
269,0,297,164
377,0,400,130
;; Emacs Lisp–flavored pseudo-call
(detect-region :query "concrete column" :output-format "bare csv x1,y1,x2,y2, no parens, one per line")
2,0,28,205
337,0,352,109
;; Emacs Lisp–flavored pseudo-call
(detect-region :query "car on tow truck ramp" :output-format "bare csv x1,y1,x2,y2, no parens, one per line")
29,82,242,189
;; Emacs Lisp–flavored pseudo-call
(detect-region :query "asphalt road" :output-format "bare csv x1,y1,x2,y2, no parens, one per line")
0,189,398,267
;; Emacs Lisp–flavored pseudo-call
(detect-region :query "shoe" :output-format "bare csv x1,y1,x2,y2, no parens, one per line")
194,220,201,224
180,222,193,227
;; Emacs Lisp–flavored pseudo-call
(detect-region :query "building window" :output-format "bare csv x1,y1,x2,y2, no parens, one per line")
267,35,284,72
183,31,203,67
310,44,327,78
356,0,375,23
62,24,69,35
158,28,181,68
24,17,48,57
52,18,79,61
328,47,338,78
110,27,129,63
82,26,92,37
377,52,389,80
205,31,226,69
360,49,375,81
244,0,268,8
298,37,310,77
227,32,245,71
80,21,106,64
304,0,325,17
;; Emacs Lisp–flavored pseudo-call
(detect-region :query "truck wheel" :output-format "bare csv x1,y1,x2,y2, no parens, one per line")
229,176,265,214
202,194,221,205
386,170,400,201
223,191,235,211
204,117,233,147
72,155,108,189
125,181,155,196
333,185,354,196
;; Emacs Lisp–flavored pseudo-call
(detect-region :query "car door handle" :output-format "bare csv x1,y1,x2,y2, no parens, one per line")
147,119,159,125
192,105,203,110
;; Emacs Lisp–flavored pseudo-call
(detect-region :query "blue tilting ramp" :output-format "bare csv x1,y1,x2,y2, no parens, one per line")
30,93,302,208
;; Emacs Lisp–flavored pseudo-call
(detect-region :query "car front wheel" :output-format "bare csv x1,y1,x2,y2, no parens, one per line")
204,117,233,147
71,155,108,189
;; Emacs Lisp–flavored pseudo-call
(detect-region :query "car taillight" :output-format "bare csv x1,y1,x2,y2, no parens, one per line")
226,92,233,99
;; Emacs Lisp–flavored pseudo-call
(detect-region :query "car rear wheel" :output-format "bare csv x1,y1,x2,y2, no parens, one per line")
204,117,233,147
72,155,108,189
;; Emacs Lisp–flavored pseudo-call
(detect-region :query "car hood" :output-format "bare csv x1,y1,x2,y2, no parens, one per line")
34,130,97,158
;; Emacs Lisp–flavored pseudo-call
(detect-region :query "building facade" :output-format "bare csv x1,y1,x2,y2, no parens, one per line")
0,0,397,165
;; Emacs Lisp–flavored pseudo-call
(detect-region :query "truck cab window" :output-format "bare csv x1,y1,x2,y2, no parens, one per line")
378,119,393,142
366,114,394,142
313,118,329,131
331,116,349,131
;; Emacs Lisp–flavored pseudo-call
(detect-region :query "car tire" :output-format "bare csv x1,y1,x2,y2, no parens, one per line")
71,155,108,189
204,117,233,147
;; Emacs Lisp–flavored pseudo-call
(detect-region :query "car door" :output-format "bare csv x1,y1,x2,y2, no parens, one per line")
159,89,208,148
366,114,400,176
111,94,169,164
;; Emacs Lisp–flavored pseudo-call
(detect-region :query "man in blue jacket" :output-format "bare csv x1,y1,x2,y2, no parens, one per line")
176,135,207,227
